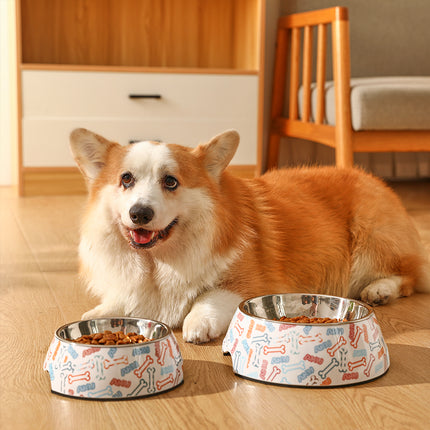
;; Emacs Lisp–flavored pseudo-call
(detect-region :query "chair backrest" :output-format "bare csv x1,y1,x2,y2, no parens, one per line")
273,7,350,127
269,6,354,167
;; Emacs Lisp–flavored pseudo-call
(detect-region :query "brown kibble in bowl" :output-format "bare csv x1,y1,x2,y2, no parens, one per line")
68,330,150,345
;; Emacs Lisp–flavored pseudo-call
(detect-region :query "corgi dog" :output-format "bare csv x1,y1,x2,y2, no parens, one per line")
70,128,430,343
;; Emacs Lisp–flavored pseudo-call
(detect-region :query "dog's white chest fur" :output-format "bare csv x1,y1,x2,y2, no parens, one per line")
81,227,239,327
80,183,240,328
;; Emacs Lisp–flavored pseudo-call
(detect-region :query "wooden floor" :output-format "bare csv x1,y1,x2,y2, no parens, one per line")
1,181,429,430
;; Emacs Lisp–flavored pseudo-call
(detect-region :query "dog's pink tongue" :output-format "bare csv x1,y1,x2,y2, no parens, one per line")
131,229,154,244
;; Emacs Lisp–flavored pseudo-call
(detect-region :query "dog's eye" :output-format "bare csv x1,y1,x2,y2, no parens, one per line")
120,172,134,189
163,175,179,191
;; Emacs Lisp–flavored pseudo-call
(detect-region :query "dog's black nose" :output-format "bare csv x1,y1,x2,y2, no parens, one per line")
129,205,154,225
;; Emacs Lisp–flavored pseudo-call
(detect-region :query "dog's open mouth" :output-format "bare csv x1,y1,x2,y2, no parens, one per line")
128,218,178,249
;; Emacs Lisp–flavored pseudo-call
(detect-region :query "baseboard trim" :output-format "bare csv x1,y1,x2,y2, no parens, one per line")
21,165,257,196
22,167,86,196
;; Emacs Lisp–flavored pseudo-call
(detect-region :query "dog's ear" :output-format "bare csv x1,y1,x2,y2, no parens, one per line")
70,128,116,183
197,130,239,179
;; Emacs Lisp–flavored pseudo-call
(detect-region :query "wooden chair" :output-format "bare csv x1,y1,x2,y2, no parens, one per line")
267,6,430,170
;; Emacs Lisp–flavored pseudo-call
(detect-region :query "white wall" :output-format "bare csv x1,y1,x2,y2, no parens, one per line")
0,0,14,186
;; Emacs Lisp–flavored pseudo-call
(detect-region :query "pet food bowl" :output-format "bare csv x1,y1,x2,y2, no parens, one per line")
43,317,183,399
222,294,390,387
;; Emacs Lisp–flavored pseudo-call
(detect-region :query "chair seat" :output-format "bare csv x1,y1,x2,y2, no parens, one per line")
299,76,430,131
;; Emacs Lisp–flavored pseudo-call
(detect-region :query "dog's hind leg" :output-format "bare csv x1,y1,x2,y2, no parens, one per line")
359,275,412,306
349,250,429,306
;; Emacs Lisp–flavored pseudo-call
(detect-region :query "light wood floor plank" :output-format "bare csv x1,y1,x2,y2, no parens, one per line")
0,192,115,430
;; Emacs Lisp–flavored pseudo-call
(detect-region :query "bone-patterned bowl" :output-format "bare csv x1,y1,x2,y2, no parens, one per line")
43,317,183,399
222,294,390,387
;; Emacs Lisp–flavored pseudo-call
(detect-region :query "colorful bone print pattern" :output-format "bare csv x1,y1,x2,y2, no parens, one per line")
43,334,183,399
222,310,390,386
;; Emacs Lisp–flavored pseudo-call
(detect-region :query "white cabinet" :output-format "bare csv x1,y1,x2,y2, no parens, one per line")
21,71,258,167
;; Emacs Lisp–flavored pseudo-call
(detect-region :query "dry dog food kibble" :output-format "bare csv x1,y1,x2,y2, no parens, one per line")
68,330,150,345
277,316,343,323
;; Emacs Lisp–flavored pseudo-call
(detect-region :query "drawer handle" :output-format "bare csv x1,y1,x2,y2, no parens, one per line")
129,94,162,99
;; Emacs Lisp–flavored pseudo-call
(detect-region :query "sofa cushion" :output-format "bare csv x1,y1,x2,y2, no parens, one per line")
298,76,430,131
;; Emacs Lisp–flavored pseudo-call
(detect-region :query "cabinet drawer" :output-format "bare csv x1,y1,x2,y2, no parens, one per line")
22,70,258,120
22,118,257,167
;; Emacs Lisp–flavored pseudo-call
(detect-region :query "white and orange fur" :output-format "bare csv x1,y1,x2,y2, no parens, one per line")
70,128,430,343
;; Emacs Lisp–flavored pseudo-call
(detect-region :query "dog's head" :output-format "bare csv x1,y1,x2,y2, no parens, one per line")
70,129,239,251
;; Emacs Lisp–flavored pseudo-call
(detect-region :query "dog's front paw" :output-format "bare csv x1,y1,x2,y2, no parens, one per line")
360,277,401,306
81,304,121,320
182,289,242,343
182,310,223,344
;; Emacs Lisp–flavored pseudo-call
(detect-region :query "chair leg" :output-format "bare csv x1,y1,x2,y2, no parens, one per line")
266,28,289,172
266,133,281,170
335,131,354,168
332,16,354,169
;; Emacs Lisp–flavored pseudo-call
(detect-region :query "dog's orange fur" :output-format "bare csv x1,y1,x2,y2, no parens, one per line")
87,140,428,302
174,160,427,301
71,128,429,342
